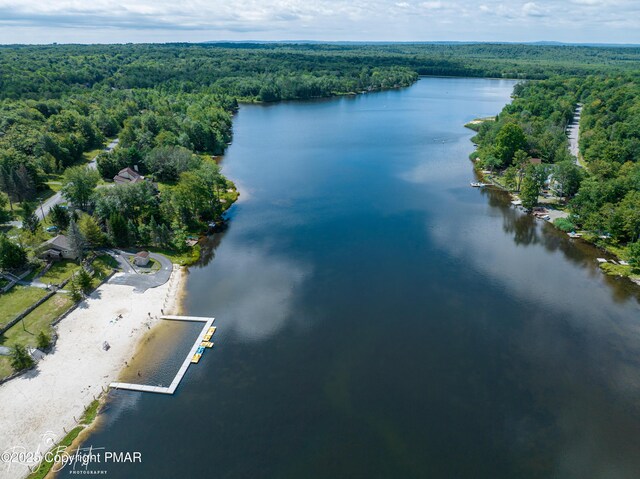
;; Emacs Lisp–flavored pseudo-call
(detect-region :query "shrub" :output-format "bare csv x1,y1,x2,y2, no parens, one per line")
76,267,93,293
554,217,577,232
10,344,34,371
37,331,51,350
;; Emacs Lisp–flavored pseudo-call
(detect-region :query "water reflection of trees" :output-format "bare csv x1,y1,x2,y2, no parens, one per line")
484,188,640,305
195,224,228,267
482,189,541,246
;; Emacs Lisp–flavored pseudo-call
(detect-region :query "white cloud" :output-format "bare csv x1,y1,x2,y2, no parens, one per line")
522,2,547,17
420,1,444,9
0,0,637,43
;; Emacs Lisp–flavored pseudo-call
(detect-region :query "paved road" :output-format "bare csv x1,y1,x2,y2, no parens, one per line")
107,250,173,293
567,104,583,167
7,138,119,228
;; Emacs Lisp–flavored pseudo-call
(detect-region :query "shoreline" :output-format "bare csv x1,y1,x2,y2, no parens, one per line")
0,266,185,479
474,170,640,286
465,119,640,287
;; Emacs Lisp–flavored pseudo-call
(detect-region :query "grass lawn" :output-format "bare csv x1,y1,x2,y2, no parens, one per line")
83,147,104,164
0,356,13,379
149,246,201,266
0,293,73,349
142,258,162,273
38,260,80,285
27,426,84,479
45,180,63,193
91,255,118,281
128,256,161,273
0,286,48,327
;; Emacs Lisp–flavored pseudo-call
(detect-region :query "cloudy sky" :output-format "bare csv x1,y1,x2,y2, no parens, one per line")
0,0,638,44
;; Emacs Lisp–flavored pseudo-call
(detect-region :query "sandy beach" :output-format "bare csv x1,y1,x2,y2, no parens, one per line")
0,266,184,479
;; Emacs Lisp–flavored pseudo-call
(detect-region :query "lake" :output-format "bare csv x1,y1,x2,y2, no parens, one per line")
72,77,640,479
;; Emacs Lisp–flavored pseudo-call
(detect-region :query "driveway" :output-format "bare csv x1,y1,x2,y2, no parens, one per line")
6,139,119,228
107,250,173,293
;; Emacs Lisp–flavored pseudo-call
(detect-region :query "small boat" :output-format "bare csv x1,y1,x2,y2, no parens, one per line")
200,341,214,348
567,232,582,238
470,181,487,188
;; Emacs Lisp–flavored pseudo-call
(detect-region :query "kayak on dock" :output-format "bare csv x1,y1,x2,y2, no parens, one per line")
191,345,206,364
204,326,217,341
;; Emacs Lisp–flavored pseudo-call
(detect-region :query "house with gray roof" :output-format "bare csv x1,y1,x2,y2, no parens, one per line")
38,234,78,261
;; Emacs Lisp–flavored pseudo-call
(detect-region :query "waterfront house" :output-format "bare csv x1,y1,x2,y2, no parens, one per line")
38,234,78,261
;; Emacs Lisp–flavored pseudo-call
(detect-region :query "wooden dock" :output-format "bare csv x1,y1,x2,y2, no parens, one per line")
109,315,215,395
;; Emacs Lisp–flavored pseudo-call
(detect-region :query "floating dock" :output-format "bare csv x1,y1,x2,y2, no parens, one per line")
109,315,215,395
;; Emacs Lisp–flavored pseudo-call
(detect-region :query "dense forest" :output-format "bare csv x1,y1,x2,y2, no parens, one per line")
2,43,640,100
471,72,640,268
1,42,640,267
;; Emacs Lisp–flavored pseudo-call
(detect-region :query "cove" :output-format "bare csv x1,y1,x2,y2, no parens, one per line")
72,77,640,479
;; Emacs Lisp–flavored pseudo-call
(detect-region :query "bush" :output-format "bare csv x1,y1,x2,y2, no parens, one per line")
69,279,83,302
76,267,93,293
554,217,577,232
37,331,51,350
10,344,34,371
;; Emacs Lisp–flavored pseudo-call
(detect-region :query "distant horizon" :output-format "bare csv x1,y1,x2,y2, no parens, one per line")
0,0,638,45
1,40,639,48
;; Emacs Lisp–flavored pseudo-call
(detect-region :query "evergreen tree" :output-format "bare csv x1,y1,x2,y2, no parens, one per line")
108,212,129,247
149,216,161,247
14,165,36,202
76,267,94,293
69,279,83,302
67,219,87,261
50,204,70,231
157,223,171,247
22,202,40,234
0,192,11,223
78,214,105,248
37,331,51,350
10,344,34,371
126,219,139,244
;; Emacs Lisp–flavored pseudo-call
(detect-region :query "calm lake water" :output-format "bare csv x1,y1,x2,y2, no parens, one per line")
73,78,640,479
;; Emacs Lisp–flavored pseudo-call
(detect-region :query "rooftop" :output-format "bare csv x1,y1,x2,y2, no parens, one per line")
40,234,71,251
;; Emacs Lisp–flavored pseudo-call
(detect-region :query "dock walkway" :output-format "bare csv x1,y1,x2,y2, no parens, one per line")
109,315,215,395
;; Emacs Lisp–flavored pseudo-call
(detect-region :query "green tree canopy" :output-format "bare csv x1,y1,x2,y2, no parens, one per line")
61,166,100,211
0,234,27,270
494,123,528,168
